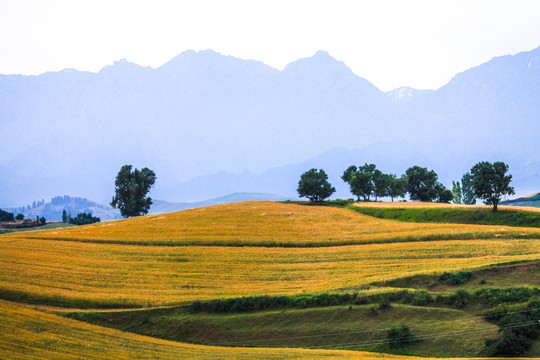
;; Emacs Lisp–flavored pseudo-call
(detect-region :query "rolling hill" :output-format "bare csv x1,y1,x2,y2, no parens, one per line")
1,200,540,357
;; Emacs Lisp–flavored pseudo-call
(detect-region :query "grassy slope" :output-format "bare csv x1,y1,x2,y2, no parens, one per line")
351,202,540,227
1,299,404,360
377,261,540,292
5,201,540,246
65,304,498,358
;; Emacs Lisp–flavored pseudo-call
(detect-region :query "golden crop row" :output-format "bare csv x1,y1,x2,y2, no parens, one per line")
1,237,538,306
1,299,411,359
6,201,539,246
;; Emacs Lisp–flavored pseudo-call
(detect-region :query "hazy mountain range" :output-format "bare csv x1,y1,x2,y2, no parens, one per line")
2,193,287,221
1,47,539,207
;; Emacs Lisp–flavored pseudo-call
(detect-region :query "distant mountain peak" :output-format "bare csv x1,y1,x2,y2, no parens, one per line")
283,50,351,74
99,58,151,75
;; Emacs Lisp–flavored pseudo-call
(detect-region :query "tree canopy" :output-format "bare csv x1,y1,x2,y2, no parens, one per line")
452,172,476,205
111,165,156,217
342,163,378,201
386,174,408,202
470,161,514,212
405,166,439,202
297,168,335,203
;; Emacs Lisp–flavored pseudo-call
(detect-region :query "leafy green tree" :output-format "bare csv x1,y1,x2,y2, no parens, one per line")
297,168,335,203
435,183,453,203
341,165,357,184
452,181,463,204
111,165,157,217
470,161,514,212
38,216,46,225
386,174,408,202
405,166,439,202
0,209,15,222
62,209,68,223
349,171,373,201
452,172,476,205
373,170,391,201
15,213,24,221
342,164,378,201
461,172,476,205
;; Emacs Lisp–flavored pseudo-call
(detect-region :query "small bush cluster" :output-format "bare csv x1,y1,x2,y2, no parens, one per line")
190,293,359,313
385,326,417,349
69,212,101,225
474,287,540,306
189,286,540,314
436,289,471,309
438,270,473,285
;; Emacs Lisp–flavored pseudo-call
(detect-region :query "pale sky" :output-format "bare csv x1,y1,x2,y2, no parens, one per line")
1,0,540,91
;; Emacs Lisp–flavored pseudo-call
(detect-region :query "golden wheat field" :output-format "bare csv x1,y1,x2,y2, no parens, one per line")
6,201,540,246
2,299,418,360
1,238,538,306
1,201,540,306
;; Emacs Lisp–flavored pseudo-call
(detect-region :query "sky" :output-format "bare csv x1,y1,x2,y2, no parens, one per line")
1,0,540,91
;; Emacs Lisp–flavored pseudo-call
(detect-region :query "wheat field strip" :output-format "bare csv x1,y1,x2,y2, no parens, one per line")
4,201,540,246
1,237,538,306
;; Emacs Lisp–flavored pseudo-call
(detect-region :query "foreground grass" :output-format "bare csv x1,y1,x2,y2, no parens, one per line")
1,299,407,360
1,237,539,307
4,201,540,246
65,304,497,358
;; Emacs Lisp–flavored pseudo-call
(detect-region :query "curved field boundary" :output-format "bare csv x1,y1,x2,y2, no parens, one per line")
3,201,540,247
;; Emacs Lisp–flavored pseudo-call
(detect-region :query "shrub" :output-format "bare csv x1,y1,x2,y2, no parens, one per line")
378,299,393,311
484,331,533,356
412,290,434,306
385,326,417,349
482,296,540,356
438,270,473,285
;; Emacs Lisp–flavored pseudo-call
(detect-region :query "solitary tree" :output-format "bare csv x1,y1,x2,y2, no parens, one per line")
470,161,514,212
405,166,439,202
297,168,335,203
62,209,68,223
15,213,24,221
111,165,157,217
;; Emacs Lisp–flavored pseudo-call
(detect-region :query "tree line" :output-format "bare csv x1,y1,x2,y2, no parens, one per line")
297,161,514,212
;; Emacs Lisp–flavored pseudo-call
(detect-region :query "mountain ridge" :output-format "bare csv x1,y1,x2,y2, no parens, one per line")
1,47,539,207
